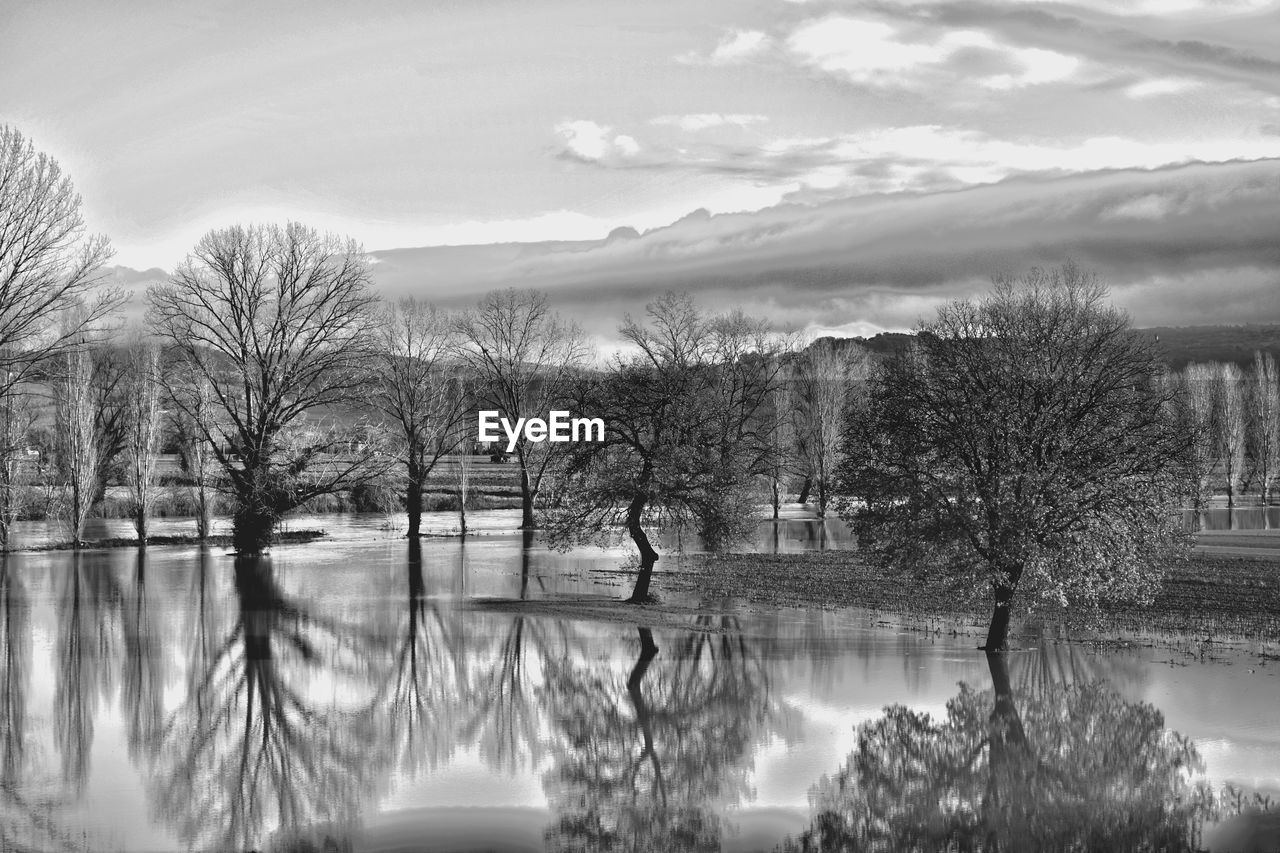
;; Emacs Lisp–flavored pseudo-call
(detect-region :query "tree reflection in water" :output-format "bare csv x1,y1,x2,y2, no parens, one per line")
460,531,570,775
372,539,467,776
121,548,164,765
541,616,778,852
149,555,384,852
55,549,121,793
786,652,1215,852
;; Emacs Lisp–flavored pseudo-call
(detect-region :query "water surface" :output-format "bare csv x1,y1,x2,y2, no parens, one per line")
1,513,1276,851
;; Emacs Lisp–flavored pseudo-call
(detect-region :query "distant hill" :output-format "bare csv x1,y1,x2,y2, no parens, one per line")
821,325,1280,370
1137,324,1280,370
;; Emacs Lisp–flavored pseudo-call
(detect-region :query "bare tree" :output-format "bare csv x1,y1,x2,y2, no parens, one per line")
546,294,789,602
147,223,378,553
370,298,470,539
1249,352,1280,509
1183,362,1220,522
122,341,163,542
0,125,118,397
794,339,871,518
54,343,99,546
456,289,588,530
1218,362,1247,517
0,385,37,551
455,431,474,537
169,365,219,539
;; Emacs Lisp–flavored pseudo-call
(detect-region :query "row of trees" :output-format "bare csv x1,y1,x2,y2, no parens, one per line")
1178,353,1280,514
3,122,867,555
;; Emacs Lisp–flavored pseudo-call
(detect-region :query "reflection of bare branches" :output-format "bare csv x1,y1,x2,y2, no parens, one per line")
541,622,777,852
150,556,383,852
54,549,121,792
461,615,551,774
372,542,468,776
120,549,164,764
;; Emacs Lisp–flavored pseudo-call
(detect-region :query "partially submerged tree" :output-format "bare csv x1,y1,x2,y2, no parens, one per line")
122,341,163,542
369,298,470,538
457,289,587,529
546,293,787,602
1,126,119,546
148,223,378,553
54,342,99,545
838,265,1193,652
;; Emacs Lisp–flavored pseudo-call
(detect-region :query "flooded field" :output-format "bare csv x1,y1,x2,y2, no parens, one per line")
0,513,1276,851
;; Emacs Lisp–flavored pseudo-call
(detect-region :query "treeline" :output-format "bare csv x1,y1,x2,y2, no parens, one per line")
1174,354,1280,513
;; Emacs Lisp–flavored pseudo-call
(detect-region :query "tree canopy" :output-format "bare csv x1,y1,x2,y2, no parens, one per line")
837,265,1193,650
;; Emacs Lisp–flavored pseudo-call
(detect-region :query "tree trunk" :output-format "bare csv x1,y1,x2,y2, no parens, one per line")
797,476,812,505
231,503,276,555
458,486,467,538
981,572,1020,652
196,486,211,541
772,479,780,519
817,478,827,518
519,529,533,600
519,466,536,530
134,507,148,547
406,476,423,539
625,493,659,604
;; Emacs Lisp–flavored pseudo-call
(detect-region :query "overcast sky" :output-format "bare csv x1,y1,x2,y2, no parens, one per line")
5,0,1280,335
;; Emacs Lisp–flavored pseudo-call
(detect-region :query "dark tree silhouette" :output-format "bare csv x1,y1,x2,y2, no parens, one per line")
838,265,1192,651
147,222,379,553
785,655,1215,852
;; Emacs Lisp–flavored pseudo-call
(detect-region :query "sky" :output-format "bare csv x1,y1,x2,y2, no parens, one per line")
4,0,1280,337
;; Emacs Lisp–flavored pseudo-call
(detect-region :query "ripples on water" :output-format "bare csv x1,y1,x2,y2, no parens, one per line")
0,512,1276,852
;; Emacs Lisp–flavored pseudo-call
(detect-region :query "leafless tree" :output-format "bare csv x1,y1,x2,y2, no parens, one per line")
456,288,588,529
794,339,871,518
122,341,162,542
1249,352,1280,508
1218,362,1247,516
546,294,789,602
147,223,379,553
0,385,37,550
0,125,119,398
54,342,99,546
1183,362,1220,519
168,364,218,539
370,298,471,538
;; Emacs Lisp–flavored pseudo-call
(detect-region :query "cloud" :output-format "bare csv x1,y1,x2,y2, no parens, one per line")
785,15,1079,90
680,29,772,65
650,113,768,132
368,159,1280,339
554,120,641,164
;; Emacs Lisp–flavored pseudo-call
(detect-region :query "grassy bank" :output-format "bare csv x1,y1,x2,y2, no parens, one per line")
673,549,1280,645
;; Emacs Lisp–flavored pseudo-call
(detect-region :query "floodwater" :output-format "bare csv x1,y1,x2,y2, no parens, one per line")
1,513,1277,852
